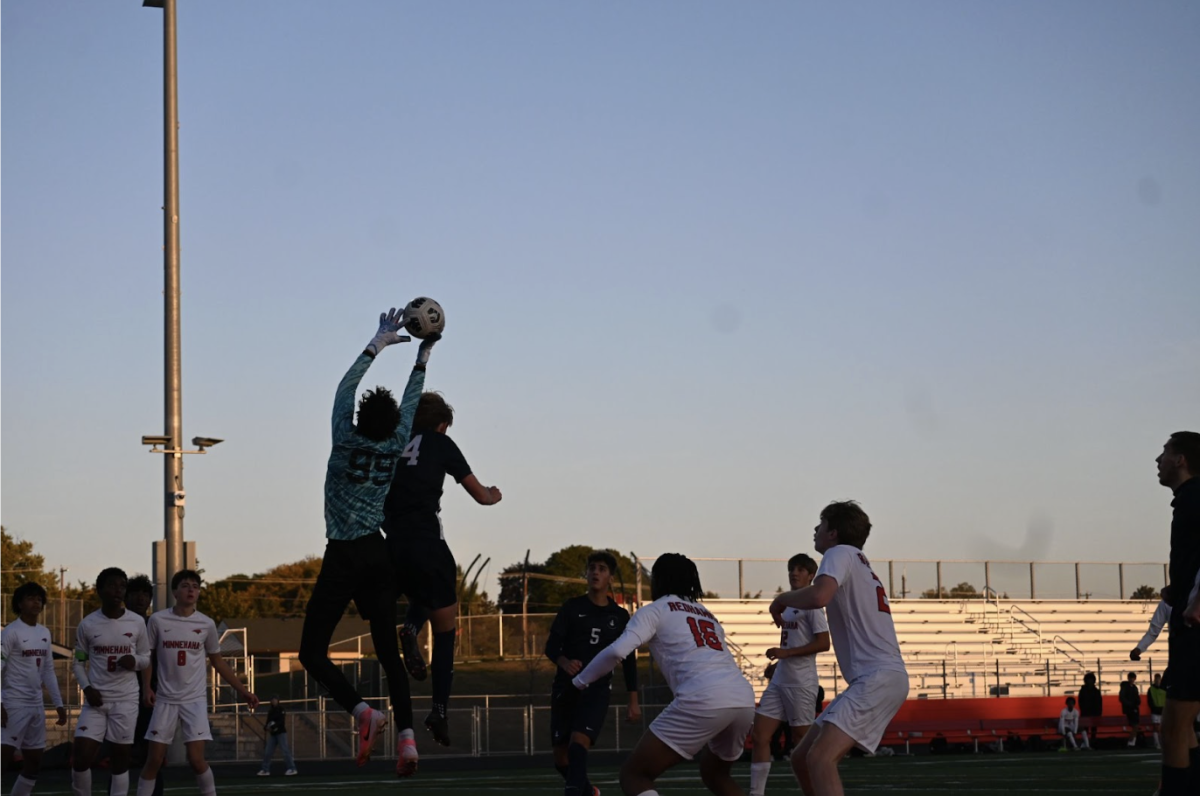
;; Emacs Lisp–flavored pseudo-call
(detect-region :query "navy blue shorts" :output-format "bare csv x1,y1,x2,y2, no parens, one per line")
551,679,612,746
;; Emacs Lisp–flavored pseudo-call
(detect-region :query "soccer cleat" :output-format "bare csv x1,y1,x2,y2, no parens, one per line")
356,707,387,766
424,707,451,746
396,737,419,777
399,627,427,681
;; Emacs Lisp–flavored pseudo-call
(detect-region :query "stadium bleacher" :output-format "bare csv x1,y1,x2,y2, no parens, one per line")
708,597,1166,700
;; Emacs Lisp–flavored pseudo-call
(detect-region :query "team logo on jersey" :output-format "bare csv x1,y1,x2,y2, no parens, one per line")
607,618,617,628
124,633,134,638
193,629,203,634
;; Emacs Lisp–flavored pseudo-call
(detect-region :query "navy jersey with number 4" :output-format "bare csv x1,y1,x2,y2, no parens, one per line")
545,595,638,691
383,430,471,541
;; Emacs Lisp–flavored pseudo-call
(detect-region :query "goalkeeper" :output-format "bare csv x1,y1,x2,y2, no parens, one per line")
298,308,439,777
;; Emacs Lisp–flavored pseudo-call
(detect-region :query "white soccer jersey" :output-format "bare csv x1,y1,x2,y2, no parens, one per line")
73,609,151,703
1,621,64,708
814,545,906,683
771,606,829,687
575,595,753,709
146,608,220,704
1058,707,1080,734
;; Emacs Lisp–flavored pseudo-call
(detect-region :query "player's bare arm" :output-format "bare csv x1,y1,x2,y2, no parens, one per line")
209,652,260,709
557,656,583,676
83,685,104,707
766,630,831,660
769,576,838,625
462,474,502,505
140,666,156,707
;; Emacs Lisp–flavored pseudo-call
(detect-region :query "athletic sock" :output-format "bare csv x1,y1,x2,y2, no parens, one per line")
431,630,456,710
109,772,130,796
195,767,216,796
73,768,93,796
135,778,157,796
352,701,371,721
1160,764,1188,796
750,761,771,796
1189,747,1200,789
566,741,591,792
556,763,570,780
12,776,37,796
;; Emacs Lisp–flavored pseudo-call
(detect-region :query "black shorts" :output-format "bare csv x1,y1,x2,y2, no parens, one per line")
1124,708,1140,724
391,537,458,611
550,679,612,746
1163,615,1200,702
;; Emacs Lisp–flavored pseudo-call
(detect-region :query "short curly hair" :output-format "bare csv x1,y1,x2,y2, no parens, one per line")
651,553,704,601
356,386,401,442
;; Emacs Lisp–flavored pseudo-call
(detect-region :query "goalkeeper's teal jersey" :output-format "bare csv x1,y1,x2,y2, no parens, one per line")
324,352,424,541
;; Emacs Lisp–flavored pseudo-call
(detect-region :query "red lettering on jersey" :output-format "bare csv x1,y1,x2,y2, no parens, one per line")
686,617,724,651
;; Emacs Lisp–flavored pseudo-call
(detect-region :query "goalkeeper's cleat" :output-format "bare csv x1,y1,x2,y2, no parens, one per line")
396,737,419,777
424,707,451,747
355,707,387,766
399,627,427,682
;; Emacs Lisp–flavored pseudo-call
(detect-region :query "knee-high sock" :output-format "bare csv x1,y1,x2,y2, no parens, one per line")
1160,764,1188,796
11,776,37,796
431,629,456,711
135,778,157,796
566,741,590,791
404,604,428,636
1189,747,1200,789
555,762,570,780
750,761,771,796
72,768,93,796
108,772,130,796
195,767,216,796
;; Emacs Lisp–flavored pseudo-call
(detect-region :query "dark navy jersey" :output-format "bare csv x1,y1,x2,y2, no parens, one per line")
545,594,638,690
382,430,471,541
1168,477,1200,613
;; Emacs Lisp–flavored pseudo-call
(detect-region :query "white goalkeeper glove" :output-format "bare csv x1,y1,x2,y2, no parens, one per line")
365,308,411,357
414,332,441,368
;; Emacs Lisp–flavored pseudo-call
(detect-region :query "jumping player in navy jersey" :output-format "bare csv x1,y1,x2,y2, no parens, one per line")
382,391,501,747
545,551,640,796
298,308,439,777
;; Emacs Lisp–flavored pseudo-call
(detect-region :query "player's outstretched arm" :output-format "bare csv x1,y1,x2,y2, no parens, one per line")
209,652,259,709
770,576,838,624
391,333,439,448
462,475,502,506
573,608,656,689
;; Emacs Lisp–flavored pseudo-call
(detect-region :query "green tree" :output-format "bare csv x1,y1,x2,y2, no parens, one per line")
1,527,58,596
921,582,983,599
499,546,648,613
1130,585,1159,600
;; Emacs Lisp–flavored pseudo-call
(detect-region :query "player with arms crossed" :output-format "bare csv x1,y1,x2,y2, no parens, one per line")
574,553,754,796
1154,431,1200,796
70,567,151,796
299,309,439,775
749,554,830,796
1,582,66,796
137,570,259,796
545,551,640,796
382,391,501,746
770,501,908,796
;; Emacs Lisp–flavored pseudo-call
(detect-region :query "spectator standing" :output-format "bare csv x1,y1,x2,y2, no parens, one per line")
1149,674,1167,751
1078,672,1102,749
257,697,297,777
1120,672,1141,748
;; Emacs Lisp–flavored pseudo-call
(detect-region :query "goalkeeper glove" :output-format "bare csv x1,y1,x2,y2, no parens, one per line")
365,308,411,356
415,332,441,368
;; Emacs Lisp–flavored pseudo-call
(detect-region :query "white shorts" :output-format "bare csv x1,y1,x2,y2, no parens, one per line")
1,704,48,750
76,700,139,745
1152,713,1162,726
145,699,211,744
814,668,908,753
757,680,819,727
649,701,755,762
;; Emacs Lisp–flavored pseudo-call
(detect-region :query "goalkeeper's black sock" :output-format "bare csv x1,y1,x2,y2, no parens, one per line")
555,763,569,780
431,630,456,709
566,741,590,793
1160,764,1187,795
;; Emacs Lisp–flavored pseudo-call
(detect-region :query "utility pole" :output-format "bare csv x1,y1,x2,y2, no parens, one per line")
58,567,68,644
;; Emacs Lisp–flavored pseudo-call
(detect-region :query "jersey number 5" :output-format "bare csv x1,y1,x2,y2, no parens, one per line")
686,617,723,651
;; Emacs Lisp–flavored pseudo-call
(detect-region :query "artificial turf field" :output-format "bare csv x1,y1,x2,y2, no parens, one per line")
6,751,1166,794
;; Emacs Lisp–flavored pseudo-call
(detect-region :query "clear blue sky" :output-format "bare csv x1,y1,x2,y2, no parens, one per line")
3,1,1198,600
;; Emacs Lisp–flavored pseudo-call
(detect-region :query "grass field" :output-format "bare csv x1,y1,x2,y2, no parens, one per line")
7,751,1164,795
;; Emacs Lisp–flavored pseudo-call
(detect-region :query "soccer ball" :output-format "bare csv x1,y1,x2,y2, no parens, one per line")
403,296,445,339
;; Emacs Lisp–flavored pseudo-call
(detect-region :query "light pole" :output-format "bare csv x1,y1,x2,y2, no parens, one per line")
141,0,221,609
